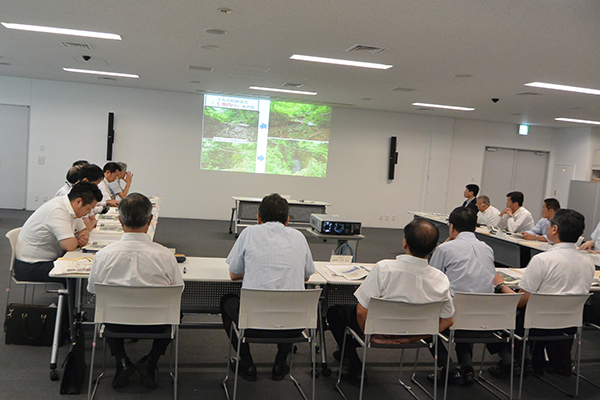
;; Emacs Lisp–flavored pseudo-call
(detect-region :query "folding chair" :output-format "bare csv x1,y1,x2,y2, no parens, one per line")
5,227,69,381
335,298,446,400
442,292,522,400
222,288,322,400
517,293,591,399
87,283,183,400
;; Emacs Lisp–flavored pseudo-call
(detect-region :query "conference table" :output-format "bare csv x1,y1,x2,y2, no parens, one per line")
229,196,330,237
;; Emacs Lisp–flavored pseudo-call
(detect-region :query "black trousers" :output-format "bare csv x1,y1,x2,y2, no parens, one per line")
104,324,172,364
326,304,364,370
219,294,301,362
14,259,67,285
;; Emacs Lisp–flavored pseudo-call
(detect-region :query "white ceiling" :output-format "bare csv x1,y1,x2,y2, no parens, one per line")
1,0,600,128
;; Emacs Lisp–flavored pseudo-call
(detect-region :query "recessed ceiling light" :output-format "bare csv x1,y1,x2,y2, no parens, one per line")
249,86,317,96
204,28,227,35
63,68,138,78
412,102,474,111
525,82,600,96
217,8,232,14
1,22,121,40
555,117,600,126
290,54,392,70
200,45,220,50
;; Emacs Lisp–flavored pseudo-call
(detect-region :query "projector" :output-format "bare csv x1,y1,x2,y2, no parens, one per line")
310,214,361,235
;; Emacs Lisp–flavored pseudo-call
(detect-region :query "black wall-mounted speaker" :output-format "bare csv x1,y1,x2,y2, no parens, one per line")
388,136,398,180
107,112,114,161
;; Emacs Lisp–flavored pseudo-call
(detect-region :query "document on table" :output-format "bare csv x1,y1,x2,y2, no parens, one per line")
51,256,94,276
324,264,372,280
496,268,524,284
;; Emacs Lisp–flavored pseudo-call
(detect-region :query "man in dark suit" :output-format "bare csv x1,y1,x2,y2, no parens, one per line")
461,184,479,213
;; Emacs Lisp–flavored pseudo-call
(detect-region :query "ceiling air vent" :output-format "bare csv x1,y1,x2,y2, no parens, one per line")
61,42,93,50
188,65,214,72
98,77,117,81
346,44,388,55
282,83,305,88
512,91,542,96
390,86,416,92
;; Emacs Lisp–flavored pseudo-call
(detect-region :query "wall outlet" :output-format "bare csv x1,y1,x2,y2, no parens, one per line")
37,156,45,165
379,214,383,220
385,214,389,221
43,195,48,202
392,215,395,221
34,194,39,202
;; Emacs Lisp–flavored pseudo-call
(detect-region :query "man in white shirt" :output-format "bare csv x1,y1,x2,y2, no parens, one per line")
87,193,184,389
108,161,134,199
579,220,600,251
15,182,102,283
98,162,122,208
220,193,315,382
327,218,454,386
429,207,495,385
497,191,535,232
476,195,501,226
491,209,594,378
522,198,560,242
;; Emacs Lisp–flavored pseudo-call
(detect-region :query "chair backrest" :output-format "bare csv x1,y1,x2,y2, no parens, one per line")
451,292,522,331
94,283,183,326
364,298,445,336
5,227,22,272
524,293,591,330
238,288,322,330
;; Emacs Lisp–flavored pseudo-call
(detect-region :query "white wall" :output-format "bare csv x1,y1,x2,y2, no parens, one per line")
445,120,556,213
1,75,596,228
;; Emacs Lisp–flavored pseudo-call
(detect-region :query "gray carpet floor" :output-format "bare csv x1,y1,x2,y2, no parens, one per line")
1,208,600,400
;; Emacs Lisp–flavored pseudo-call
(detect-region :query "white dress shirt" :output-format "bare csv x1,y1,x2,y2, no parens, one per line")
87,232,183,293
16,195,85,262
226,221,315,290
519,242,594,295
477,205,501,226
354,254,454,318
497,206,535,233
590,221,600,250
429,231,495,296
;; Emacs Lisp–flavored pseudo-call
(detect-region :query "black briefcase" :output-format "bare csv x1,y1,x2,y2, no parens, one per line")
4,303,59,347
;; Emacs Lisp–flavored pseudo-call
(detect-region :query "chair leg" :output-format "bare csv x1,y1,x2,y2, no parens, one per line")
519,332,528,400
222,324,236,400
358,339,368,400
443,333,454,400
50,289,66,381
173,328,179,400
334,330,349,400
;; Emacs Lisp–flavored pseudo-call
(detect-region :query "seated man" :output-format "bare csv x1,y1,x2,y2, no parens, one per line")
521,198,560,242
54,163,85,197
498,191,535,233
327,218,454,386
220,193,315,382
98,162,122,208
429,207,495,386
108,161,134,199
87,193,184,389
462,184,479,213
476,195,501,226
579,220,600,251
491,209,594,377
15,182,102,283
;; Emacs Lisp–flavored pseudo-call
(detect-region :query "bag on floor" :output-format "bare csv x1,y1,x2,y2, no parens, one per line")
60,323,86,395
4,303,58,346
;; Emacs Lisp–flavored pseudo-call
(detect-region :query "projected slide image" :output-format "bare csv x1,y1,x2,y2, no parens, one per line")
201,94,331,177
268,102,330,141
266,139,328,177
